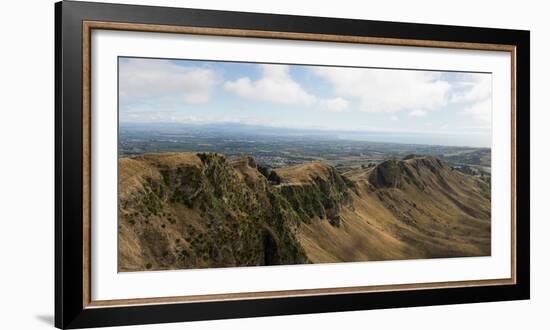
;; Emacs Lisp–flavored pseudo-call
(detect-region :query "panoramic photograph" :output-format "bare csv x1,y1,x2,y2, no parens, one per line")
117,57,492,272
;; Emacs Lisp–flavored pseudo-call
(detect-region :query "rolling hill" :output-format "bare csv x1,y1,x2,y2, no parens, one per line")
118,152,490,271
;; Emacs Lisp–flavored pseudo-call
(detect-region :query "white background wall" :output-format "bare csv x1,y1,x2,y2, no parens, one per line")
0,0,546,329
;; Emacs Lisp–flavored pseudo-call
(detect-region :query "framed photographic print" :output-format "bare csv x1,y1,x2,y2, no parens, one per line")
55,1,530,328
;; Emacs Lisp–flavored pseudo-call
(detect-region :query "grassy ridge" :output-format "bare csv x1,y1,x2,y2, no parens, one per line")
118,152,490,271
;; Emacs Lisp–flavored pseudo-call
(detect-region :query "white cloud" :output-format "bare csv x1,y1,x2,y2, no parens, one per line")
410,110,427,117
312,67,451,113
319,97,350,112
119,59,219,105
450,74,492,125
450,74,491,103
463,98,492,124
224,64,316,105
120,109,273,126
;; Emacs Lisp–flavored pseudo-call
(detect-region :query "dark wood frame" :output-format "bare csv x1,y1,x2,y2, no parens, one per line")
55,0,530,328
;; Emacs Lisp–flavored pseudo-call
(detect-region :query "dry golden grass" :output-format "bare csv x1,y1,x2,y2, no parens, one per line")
118,153,491,271
275,161,330,184
296,156,490,262
137,152,202,168
118,153,209,271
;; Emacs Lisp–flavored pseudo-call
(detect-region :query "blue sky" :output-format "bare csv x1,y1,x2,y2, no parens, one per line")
119,57,492,147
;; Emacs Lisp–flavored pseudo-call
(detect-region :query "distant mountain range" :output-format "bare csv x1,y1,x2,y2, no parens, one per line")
118,152,490,271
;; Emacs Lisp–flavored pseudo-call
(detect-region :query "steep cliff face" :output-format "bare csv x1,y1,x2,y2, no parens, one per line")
118,153,491,271
118,152,309,271
274,162,352,227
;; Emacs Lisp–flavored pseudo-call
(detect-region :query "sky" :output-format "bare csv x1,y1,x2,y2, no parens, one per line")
119,57,492,147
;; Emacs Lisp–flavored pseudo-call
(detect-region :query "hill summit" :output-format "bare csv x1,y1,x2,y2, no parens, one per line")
118,152,490,271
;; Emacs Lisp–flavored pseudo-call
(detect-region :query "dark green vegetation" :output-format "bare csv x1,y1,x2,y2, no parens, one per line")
119,152,491,272
278,166,350,227
119,153,310,270
478,176,491,201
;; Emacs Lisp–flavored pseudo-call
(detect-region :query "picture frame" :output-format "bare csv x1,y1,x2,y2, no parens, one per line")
55,1,530,328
